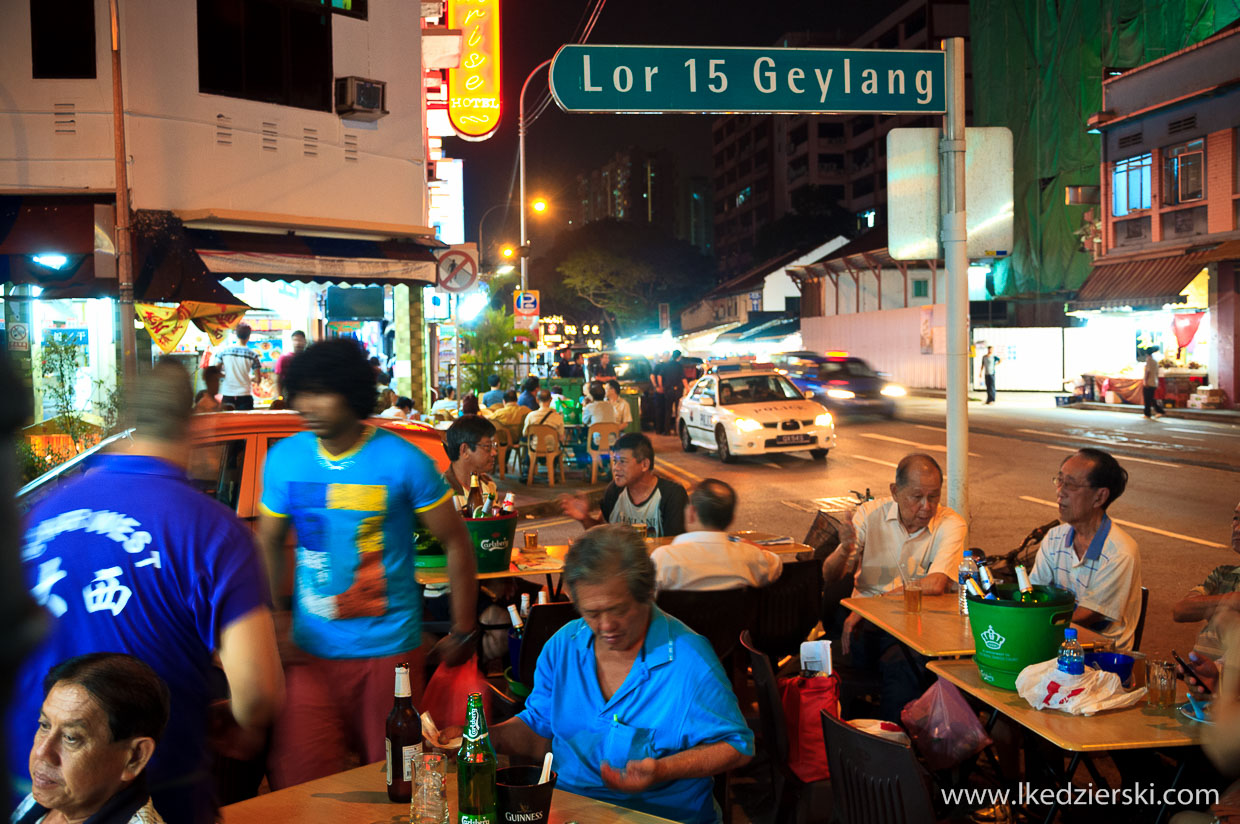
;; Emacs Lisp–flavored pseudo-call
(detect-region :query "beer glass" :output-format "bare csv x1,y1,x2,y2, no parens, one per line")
632,523,648,541
1148,660,1176,710
411,753,447,824
903,578,923,614
523,530,539,551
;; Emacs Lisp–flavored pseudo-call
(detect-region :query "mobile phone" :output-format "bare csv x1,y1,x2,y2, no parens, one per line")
1171,649,1213,696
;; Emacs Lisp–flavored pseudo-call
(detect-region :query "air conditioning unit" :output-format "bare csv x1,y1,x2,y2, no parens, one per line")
335,76,388,122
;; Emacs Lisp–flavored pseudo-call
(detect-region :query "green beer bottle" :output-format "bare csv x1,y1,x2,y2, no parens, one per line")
1014,564,1036,604
457,693,497,824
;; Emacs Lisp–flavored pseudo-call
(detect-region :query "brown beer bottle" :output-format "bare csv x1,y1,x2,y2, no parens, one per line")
385,663,421,802
464,474,484,518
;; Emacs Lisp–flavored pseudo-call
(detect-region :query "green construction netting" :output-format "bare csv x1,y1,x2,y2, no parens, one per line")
970,0,1240,298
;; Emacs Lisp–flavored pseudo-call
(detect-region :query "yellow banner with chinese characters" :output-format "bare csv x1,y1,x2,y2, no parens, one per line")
136,301,249,354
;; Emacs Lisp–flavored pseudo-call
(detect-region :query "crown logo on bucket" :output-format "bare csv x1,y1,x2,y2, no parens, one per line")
981,625,1006,651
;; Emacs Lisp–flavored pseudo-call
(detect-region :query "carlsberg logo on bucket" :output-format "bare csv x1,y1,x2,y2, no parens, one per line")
981,625,1006,651
480,537,509,551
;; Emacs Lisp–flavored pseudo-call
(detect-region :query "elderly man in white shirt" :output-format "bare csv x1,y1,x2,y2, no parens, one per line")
1030,447,1142,651
652,479,782,592
822,453,967,720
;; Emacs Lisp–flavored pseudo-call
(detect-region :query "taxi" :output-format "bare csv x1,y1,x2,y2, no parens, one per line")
677,368,836,462
18,410,449,523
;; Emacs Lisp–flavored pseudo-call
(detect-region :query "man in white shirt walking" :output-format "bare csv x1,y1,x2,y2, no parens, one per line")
214,323,262,410
652,479,782,592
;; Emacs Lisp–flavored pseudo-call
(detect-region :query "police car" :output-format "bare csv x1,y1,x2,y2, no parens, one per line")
677,367,836,462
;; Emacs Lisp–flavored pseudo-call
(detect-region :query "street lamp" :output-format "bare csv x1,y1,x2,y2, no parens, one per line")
519,58,553,292
530,197,548,214
477,202,510,268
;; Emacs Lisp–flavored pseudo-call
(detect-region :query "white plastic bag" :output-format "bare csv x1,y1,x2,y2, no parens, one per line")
1015,659,1146,716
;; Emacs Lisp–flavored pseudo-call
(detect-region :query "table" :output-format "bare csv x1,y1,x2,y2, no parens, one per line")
221,762,677,823
842,593,1109,658
929,658,1200,824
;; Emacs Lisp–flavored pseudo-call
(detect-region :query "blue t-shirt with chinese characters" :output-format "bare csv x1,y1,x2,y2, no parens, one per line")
6,455,270,824
260,426,451,659
517,607,754,824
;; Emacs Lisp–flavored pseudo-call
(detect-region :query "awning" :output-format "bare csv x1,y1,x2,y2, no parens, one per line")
713,312,794,343
0,195,116,292
1068,241,1240,311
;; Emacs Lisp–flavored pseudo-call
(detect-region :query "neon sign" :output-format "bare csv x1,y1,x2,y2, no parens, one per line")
446,0,502,141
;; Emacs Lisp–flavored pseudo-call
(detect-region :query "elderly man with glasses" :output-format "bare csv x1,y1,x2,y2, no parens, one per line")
443,415,499,506
1030,447,1143,651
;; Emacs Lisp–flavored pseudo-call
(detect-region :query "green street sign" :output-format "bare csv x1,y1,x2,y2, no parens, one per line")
549,44,945,115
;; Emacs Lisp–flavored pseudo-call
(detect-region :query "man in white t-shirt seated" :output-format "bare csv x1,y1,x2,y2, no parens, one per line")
651,479,782,591
1030,447,1142,651
561,433,688,537
821,453,967,720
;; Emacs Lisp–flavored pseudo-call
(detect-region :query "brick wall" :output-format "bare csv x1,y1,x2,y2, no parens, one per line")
1207,128,1236,234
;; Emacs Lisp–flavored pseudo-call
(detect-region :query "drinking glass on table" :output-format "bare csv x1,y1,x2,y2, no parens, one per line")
523,530,539,551
411,752,448,824
899,569,924,615
1147,660,1177,709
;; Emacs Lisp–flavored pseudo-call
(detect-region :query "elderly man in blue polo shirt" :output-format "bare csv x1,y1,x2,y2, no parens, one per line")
472,524,752,823
1030,447,1143,650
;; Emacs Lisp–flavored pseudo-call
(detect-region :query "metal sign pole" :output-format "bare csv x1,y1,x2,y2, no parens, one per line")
941,37,968,516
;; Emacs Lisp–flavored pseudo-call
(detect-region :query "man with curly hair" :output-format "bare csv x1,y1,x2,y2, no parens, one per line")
256,338,478,788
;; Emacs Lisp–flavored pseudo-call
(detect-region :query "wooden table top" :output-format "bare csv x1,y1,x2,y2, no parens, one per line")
842,593,1110,658
221,762,677,823
928,658,1201,753
416,536,815,585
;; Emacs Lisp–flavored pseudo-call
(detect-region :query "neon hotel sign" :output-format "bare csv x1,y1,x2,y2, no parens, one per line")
446,0,502,141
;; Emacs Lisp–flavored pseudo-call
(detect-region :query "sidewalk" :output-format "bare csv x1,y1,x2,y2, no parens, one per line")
909,388,1240,423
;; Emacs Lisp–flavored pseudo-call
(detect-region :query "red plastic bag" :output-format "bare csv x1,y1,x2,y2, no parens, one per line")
778,674,840,782
421,655,492,729
900,677,992,771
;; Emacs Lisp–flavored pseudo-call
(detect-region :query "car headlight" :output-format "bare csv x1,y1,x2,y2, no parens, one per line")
826,388,856,400
814,412,833,427
881,384,907,397
734,417,764,432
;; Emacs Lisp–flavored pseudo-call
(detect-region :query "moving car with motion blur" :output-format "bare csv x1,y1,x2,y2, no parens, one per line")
677,367,836,463
771,351,906,418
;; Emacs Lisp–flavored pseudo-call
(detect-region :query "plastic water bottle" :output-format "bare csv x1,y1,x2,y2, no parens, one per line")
1058,628,1084,676
957,551,979,615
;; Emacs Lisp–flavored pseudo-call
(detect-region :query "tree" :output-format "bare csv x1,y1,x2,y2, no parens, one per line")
458,307,524,395
541,219,716,338
40,336,95,454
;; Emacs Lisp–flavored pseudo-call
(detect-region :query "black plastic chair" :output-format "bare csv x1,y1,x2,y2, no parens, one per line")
740,630,832,823
1132,586,1150,651
751,559,824,661
656,587,755,663
820,709,939,824
518,601,578,691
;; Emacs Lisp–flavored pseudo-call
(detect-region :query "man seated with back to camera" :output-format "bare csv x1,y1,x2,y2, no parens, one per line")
651,479,782,592
821,453,966,721
561,433,688,538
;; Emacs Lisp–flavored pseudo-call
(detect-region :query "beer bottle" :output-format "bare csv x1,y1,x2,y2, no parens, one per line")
519,593,531,620
501,492,517,514
507,604,525,638
964,577,997,601
1015,564,1036,604
457,693,498,823
465,474,484,518
385,663,421,803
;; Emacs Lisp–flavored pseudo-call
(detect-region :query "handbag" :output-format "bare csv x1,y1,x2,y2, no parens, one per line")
778,673,840,782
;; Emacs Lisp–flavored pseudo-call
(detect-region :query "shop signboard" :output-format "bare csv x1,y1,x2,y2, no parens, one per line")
445,0,502,140
550,44,945,114
44,328,89,346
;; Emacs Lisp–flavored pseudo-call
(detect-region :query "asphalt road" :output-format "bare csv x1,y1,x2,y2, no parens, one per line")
523,393,1240,659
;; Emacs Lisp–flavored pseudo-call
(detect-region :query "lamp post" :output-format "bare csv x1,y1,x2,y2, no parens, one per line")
477,203,510,268
519,58,553,292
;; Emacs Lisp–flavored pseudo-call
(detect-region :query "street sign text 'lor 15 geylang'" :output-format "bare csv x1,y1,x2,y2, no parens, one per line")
549,44,945,115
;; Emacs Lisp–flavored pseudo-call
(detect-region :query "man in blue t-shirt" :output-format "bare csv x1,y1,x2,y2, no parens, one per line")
257,338,479,789
6,360,283,824
432,525,752,824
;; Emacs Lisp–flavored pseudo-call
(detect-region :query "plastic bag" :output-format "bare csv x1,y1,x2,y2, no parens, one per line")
901,677,993,771
778,674,840,782
421,654,492,730
1015,658,1146,716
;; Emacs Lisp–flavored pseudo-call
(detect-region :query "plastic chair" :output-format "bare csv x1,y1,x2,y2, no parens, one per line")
740,630,831,823
751,559,824,661
820,709,938,824
656,588,755,663
585,422,622,483
518,602,579,691
525,424,565,486
492,427,514,479
1132,585,1150,651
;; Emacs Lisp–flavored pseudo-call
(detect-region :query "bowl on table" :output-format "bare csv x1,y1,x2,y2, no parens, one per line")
1085,652,1135,685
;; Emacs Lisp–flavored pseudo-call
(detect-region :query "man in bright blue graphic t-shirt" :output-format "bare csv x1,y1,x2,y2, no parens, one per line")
5,360,283,824
257,338,479,789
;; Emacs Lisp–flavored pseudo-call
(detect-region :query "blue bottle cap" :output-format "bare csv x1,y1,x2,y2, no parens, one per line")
1064,628,1077,639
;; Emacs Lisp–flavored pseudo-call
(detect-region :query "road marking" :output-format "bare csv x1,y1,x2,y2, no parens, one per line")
1164,426,1240,439
1019,496,1226,548
658,460,703,485
858,432,981,457
1039,443,1179,468
527,516,573,528
782,500,821,513
913,424,944,432
850,454,899,469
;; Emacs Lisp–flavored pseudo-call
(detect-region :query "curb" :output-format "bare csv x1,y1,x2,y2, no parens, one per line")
1072,402,1240,424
